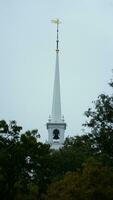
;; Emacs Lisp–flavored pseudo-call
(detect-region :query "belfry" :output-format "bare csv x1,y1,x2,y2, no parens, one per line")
46,19,66,149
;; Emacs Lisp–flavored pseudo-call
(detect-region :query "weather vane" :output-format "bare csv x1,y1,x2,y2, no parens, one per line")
51,19,61,51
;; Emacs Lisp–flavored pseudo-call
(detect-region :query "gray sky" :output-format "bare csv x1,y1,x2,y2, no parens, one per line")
0,0,113,141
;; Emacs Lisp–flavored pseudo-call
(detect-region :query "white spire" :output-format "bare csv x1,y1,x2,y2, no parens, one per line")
52,51,61,122
47,19,66,150
51,19,61,122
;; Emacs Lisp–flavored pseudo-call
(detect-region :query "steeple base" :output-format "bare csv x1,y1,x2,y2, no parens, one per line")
46,122,66,150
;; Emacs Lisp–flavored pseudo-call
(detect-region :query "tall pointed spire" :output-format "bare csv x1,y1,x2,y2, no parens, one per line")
46,19,66,150
51,19,61,122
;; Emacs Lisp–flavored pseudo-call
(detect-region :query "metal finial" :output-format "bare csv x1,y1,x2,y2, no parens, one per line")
51,19,61,52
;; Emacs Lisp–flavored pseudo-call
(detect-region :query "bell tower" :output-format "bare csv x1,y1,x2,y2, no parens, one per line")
46,19,66,149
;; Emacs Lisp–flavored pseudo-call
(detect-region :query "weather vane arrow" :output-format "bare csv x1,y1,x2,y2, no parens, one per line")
51,19,61,25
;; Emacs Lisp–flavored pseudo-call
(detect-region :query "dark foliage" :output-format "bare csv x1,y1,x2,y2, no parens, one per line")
0,75,113,199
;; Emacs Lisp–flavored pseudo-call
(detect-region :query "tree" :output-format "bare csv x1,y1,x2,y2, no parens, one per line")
0,120,51,200
44,159,113,200
49,135,94,178
84,93,113,157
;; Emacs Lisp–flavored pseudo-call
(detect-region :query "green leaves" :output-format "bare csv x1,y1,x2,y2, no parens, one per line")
45,160,113,200
84,93,113,156
0,120,51,200
0,74,113,199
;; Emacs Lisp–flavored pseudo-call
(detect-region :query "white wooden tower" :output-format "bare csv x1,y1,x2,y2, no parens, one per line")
46,19,66,149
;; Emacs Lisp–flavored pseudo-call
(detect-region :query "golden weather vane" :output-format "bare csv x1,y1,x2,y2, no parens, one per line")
51,19,61,51
51,19,61,25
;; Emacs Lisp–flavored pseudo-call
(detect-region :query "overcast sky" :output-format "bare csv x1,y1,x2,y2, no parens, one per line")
0,0,113,141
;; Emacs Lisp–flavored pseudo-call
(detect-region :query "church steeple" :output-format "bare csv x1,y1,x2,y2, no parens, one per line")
46,19,66,150
52,19,61,122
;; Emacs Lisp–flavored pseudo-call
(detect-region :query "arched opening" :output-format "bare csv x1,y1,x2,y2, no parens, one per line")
53,129,60,140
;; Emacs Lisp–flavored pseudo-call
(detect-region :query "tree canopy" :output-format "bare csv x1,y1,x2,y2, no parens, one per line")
0,75,113,200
